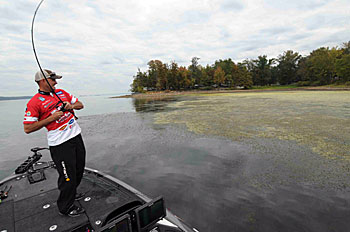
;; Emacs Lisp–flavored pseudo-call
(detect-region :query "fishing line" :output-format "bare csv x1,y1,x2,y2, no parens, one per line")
31,0,77,118
31,0,64,105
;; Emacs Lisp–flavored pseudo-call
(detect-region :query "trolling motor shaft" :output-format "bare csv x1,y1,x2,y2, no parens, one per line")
15,147,48,174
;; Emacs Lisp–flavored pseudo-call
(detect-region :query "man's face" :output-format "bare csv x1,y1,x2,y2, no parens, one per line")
48,78,57,89
41,78,57,90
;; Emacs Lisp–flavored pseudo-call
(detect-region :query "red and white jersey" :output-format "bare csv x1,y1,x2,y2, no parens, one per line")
23,89,81,146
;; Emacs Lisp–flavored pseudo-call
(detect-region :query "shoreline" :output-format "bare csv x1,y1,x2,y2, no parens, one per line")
112,86,350,99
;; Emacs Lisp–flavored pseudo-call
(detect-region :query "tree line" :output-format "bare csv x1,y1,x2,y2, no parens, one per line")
131,41,350,93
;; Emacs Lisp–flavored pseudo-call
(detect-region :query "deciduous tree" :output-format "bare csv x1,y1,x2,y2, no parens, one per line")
277,50,301,85
213,66,225,86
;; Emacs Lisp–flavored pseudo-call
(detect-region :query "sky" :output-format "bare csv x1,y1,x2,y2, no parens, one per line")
0,0,349,96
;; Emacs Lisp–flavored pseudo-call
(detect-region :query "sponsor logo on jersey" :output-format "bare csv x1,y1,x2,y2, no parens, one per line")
48,102,59,110
44,101,53,108
68,119,74,124
59,125,68,131
57,91,66,98
38,96,45,101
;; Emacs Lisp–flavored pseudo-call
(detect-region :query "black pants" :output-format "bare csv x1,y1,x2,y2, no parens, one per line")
49,134,86,214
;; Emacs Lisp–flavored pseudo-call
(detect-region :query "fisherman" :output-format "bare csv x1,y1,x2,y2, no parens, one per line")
23,69,86,217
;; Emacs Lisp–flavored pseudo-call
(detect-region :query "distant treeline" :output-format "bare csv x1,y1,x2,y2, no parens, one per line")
131,41,350,93
0,96,31,101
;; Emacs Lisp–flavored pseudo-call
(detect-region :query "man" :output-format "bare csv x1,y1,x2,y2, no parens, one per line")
23,69,86,217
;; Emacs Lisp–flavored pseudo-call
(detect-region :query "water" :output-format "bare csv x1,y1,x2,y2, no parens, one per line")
1,93,350,232
0,94,134,174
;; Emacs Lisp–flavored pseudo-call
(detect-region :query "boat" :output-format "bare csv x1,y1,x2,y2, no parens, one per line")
0,147,199,232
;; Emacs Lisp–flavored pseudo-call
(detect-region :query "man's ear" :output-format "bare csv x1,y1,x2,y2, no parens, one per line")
38,79,44,87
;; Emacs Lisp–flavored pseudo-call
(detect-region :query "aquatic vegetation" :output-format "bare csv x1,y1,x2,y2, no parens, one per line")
155,91,350,161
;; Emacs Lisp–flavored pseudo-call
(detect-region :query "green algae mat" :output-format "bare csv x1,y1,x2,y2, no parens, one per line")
155,91,350,161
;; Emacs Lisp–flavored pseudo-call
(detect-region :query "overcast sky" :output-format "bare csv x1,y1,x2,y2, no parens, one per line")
0,0,349,96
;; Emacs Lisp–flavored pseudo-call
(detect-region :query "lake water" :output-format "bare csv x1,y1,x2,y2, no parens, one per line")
0,94,133,139
1,92,350,232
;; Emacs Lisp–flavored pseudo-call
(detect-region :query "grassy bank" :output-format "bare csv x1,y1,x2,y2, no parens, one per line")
251,84,299,89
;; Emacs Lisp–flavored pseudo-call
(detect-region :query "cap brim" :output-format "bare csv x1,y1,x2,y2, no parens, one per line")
50,75,62,79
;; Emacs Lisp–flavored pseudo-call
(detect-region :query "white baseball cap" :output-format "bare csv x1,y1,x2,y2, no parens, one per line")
35,69,62,82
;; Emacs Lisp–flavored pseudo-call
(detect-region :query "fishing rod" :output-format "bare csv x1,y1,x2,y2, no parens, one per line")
31,0,77,118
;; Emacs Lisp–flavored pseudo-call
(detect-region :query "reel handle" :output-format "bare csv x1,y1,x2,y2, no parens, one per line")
61,102,67,112
61,102,78,119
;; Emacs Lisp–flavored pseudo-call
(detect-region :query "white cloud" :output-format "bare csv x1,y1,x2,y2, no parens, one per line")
0,0,349,96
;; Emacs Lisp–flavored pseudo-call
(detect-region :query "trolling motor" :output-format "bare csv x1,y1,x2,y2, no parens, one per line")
15,147,48,174
15,147,51,184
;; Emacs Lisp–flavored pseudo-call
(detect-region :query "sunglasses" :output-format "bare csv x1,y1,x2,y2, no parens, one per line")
49,72,56,77
46,72,58,80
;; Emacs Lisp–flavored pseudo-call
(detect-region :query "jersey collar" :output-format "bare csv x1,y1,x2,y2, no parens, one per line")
38,89,51,95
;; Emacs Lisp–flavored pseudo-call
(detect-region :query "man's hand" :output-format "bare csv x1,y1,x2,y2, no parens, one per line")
24,111,63,134
50,111,64,121
62,101,84,111
63,101,84,111
63,101,73,111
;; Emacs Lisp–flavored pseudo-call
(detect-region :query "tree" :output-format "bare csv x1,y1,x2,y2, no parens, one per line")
277,50,301,85
296,56,312,83
214,59,240,87
168,61,179,90
147,60,168,90
341,41,350,55
200,68,210,87
188,57,202,85
130,68,148,92
204,65,215,86
233,63,253,88
335,41,350,83
308,47,340,85
147,60,158,89
213,66,225,86
250,55,275,86
335,54,350,83
130,41,350,92
178,66,191,89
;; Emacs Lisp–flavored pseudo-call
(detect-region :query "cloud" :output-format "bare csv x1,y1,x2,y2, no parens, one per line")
0,0,349,96
305,13,350,30
220,0,245,11
263,0,330,10
259,26,295,36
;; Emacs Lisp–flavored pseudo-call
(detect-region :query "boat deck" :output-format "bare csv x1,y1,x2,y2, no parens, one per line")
0,164,143,232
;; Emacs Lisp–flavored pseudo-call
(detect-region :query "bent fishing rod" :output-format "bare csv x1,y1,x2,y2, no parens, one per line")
31,0,77,118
